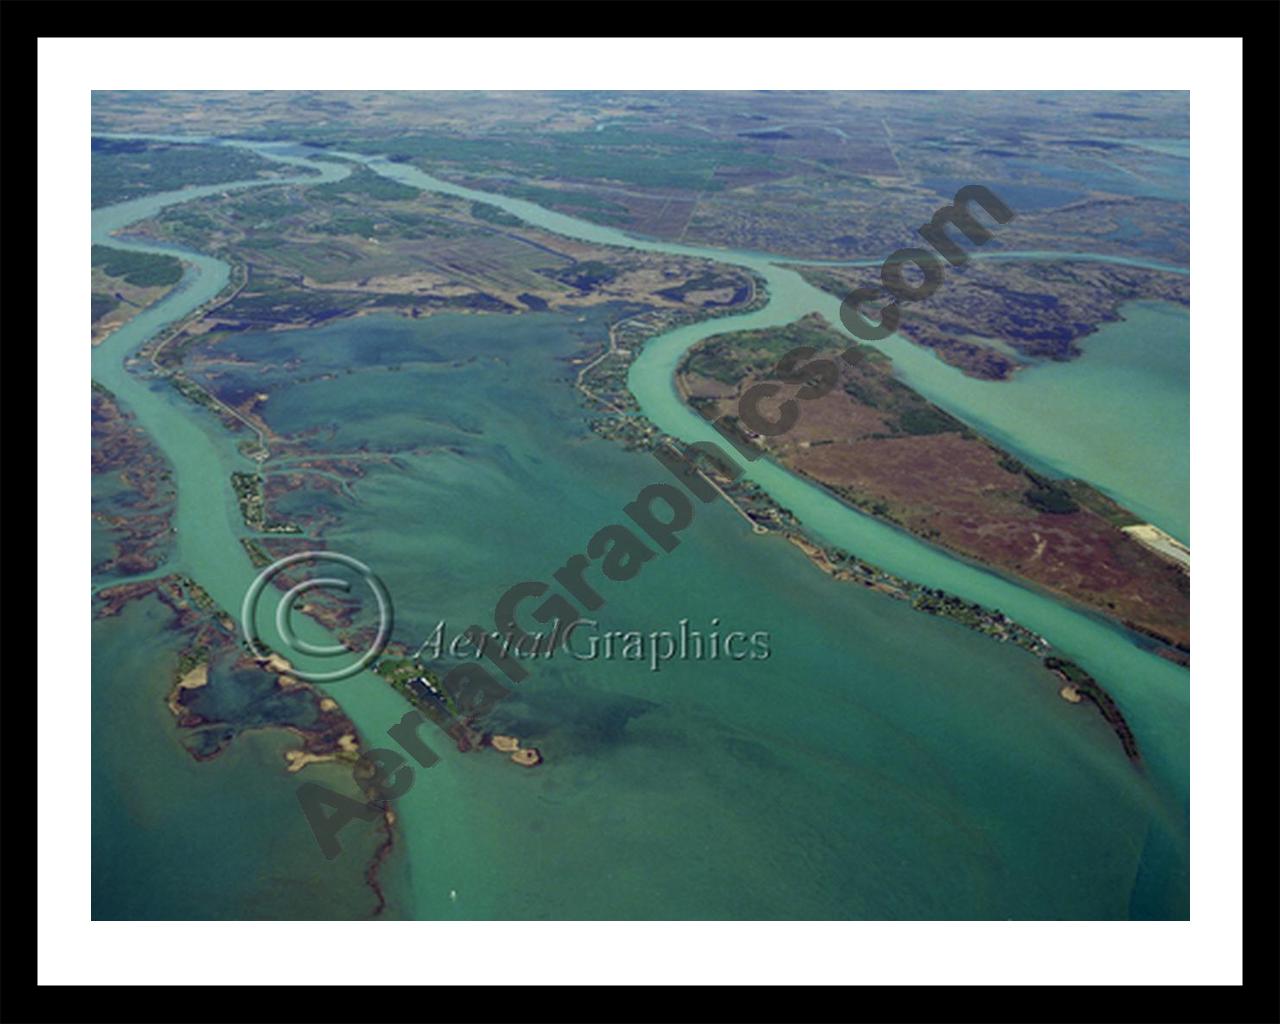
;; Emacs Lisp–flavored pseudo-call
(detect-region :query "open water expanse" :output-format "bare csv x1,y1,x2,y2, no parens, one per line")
91,138,1189,919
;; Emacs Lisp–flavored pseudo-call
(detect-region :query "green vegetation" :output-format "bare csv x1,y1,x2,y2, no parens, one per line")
998,456,1091,516
232,472,265,528
374,658,422,684
151,207,229,248
231,471,302,534
1023,487,1079,515
92,245,183,287
91,293,118,322
309,165,420,201
227,195,305,221
840,377,880,408
470,201,524,227
178,576,218,613
377,659,459,718
171,375,225,414
328,126,772,197
1044,656,1140,760
547,260,619,290
238,438,268,462
656,270,748,304
300,204,467,241
239,537,273,569
1061,479,1144,527
681,318,849,385
91,138,293,207
682,317,967,440
491,182,633,225
1021,470,1080,515
913,589,1008,630
307,215,380,238
1047,656,1093,686
898,404,965,436
175,644,211,681
217,274,375,324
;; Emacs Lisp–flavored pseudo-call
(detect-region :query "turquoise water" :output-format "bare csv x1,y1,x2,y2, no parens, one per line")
91,137,1189,919
883,300,1190,543
206,310,1179,920
91,596,407,920
92,151,421,918
356,153,1189,540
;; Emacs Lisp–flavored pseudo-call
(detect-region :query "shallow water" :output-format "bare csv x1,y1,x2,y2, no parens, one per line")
90,137,1189,919
224,310,1178,920
91,596,407,920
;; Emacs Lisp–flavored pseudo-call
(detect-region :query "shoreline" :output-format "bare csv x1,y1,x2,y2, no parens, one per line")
576,311,1150,764
97,572,395,916
1122,523,1190,571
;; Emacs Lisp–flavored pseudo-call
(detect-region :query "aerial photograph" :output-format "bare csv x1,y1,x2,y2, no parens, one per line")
89,90,1190,922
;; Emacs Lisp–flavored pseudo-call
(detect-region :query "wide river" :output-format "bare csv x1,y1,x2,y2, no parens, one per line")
92,136,1189,919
